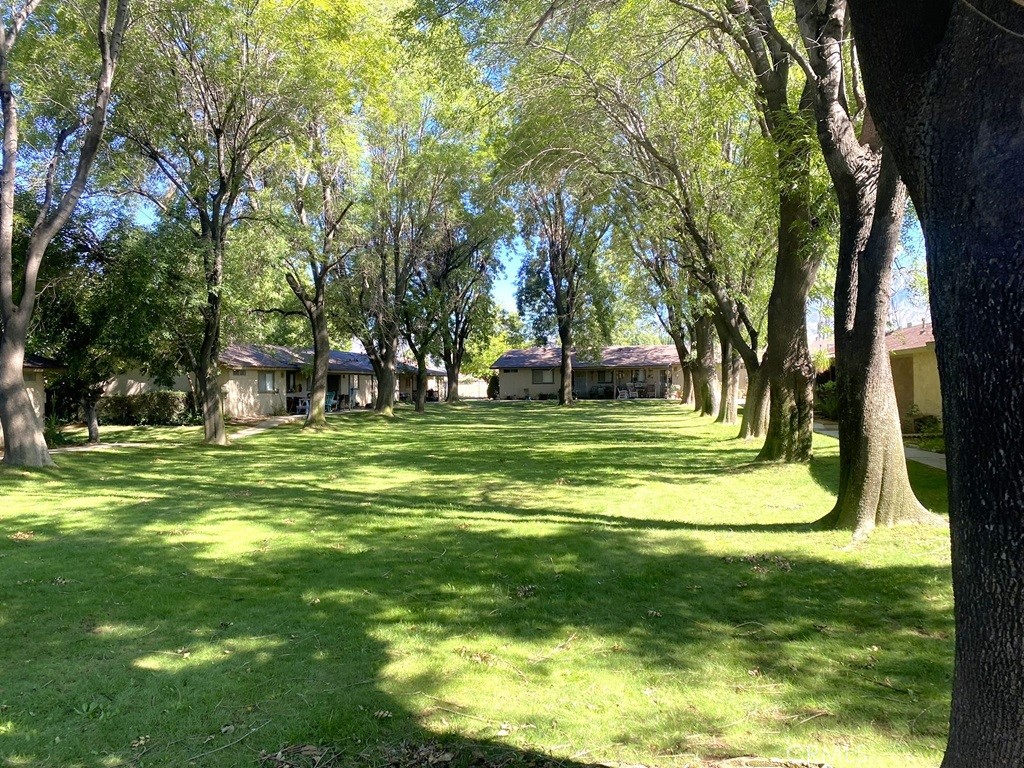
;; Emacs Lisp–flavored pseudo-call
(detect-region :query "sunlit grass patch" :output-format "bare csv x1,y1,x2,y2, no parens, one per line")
0,401,951,767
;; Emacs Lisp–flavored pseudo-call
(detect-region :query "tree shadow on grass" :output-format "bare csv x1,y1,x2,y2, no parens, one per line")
0,498,952,767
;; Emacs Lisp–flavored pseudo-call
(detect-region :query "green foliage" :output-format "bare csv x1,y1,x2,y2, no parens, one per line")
98,392,190,426
816,380,840,420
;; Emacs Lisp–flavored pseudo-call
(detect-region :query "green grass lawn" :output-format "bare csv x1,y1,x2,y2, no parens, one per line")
0,401,952,768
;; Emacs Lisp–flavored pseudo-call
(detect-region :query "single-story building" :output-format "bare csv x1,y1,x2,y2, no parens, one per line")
105,343,447,418
0,354,63,449
491,345,684,400
887,322,941,429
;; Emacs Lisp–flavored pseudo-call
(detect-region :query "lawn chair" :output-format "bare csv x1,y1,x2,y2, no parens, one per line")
617,387,630,400
324,391,337,412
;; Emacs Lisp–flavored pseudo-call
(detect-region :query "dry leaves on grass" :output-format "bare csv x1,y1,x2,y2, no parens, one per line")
260,743,342,767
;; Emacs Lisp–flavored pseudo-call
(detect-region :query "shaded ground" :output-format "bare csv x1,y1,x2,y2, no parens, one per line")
0,401,951,768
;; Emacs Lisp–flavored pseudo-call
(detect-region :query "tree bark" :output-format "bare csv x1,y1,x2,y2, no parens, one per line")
197,281,227,446
714,313,740,425
847,2,1024,764
84,391,101,444
414,355,429,413
445,361,460,403
304,304,330,428
693,315,719,417
0,326,52,466
557,326,573,406
814,154,933,537
369,337,398,417
680,364,694,407
757,105,821,462
794,0,932,536
739,365,770,440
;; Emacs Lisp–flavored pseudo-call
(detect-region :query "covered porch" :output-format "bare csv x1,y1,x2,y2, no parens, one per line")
573,367,670,400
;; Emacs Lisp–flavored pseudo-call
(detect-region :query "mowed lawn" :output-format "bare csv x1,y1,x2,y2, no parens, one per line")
0,401,952,768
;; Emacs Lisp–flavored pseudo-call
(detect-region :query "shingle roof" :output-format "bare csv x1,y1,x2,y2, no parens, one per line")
492,345,680,370
219,343,444,377
886,323,934,353
24,353,63,369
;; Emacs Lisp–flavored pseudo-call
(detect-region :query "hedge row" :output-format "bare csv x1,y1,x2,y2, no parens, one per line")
98,392,190,426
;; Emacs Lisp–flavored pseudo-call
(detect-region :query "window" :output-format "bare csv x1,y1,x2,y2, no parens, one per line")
502,368,518,373
232,369,245,377
286,371,298,392
597,370,612,383
258,371,276,393
532,369,554,384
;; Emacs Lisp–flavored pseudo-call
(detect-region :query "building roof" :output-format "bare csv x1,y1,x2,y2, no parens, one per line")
492,345,680,370
220,343,444,377
886,322,934,353
24,353,63,370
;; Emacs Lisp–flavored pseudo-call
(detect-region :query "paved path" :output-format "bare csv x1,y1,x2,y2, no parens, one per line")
814,421,947,471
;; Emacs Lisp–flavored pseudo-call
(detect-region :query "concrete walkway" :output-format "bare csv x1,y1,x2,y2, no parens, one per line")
814,421,947,471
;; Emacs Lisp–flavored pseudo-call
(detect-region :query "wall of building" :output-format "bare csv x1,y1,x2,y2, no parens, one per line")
497,368,562,399
912,347,943,418
105,370,193,396
891,355,915,427
221,369,287,418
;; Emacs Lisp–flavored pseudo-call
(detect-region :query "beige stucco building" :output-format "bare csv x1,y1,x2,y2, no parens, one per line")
105,343,446,419
888,323,942,429
491,345,685,401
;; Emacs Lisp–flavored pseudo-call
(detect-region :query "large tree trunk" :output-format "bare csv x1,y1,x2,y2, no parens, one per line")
692,316,719,417
372,339,398,417
0,325,52,466
198,303,227,446
414,355,429,413
757,106,821,463
847,2,1024,765
304,302,330,429
795,0,931,537
815,154,933,537
557,326,573,406
739,365,769,440
84,392,101,444
679,364,694,407
445,361,460,403
714,315,740,425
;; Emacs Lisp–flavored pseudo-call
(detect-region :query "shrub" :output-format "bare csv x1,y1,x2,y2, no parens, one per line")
486,374,499,400
815,380,840,420
98,391,189,425
915,414,942,435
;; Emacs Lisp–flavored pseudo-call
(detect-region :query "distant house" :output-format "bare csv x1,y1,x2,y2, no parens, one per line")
0,354,63,449
887,322,941,428
491,345,683,400
105,343,446,418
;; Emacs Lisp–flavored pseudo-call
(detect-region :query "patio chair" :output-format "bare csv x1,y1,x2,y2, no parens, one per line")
617,387,630,399
324,391,337,412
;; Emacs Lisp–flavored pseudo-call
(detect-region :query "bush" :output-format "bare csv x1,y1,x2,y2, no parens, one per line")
486,374,499,400
98,391,189,426
915,413,942,435
815,380,840,420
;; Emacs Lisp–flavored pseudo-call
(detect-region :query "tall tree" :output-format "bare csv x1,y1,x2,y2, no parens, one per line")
846,2,1024,765
0,0,129,466
667,0,828,461
521,4,775,435
788,0,934,537
517,176,612,405
115,0,292,445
